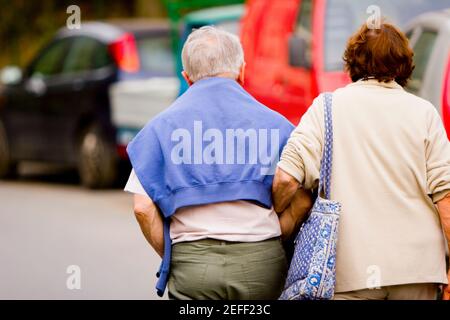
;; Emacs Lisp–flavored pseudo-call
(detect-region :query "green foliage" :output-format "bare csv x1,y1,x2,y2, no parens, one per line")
163,0,244,21
0,0,166,68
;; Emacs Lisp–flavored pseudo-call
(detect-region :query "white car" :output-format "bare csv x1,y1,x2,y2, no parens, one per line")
405,9,450,135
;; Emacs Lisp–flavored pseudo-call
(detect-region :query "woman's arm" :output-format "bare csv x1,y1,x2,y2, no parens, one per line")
274,95,325,213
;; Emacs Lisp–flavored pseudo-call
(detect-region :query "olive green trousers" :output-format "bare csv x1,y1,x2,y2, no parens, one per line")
167,238,288,300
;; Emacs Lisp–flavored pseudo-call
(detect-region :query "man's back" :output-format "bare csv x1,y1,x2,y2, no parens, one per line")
128,77,294,217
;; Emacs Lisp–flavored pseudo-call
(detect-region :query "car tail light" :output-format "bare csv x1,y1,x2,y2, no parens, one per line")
117,145,128,160
108,33,140,73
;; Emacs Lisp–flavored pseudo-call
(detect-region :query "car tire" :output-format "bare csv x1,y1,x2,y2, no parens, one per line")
78,124,118,189
0,120,17,178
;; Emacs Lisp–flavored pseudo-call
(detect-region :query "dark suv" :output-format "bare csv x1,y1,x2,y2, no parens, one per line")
0,20,176,188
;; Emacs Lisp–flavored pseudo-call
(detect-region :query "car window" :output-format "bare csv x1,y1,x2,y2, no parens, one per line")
91,40,112,70
31,39,71,77
136,35,175,76
406,30,438,94
405,30,414,39
324,0,450,71
296,0,313,36
293,0,313,67
63,37,111,73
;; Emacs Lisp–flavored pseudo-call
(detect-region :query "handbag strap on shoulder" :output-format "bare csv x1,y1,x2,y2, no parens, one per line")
318,92,333,200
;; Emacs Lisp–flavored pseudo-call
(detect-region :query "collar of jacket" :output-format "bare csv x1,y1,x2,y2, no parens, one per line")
348,78,404,90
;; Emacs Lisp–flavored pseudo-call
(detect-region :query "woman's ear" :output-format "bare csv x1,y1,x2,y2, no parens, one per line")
182,71,194,86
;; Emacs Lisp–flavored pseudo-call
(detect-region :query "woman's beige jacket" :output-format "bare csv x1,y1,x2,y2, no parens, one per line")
278,79,450,292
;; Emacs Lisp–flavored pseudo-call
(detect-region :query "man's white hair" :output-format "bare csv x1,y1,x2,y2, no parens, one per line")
181,26,244,83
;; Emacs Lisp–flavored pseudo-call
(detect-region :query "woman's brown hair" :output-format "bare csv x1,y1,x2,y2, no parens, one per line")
343,22,415,87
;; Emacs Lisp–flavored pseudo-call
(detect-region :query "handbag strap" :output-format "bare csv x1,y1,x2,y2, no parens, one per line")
318,93,334,200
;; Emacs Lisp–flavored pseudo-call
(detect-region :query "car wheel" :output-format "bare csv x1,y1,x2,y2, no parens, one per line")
0,120,17,178
78,124,118,189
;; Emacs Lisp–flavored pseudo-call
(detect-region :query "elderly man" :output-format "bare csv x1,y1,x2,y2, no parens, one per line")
124,26,311,300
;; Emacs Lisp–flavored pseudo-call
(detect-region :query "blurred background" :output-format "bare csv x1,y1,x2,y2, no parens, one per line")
0,0,449,299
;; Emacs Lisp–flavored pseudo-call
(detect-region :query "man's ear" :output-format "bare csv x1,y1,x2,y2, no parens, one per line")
182,71,194,86
237,62,246,86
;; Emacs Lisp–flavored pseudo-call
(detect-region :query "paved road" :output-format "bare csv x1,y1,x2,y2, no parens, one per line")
0,164,165,299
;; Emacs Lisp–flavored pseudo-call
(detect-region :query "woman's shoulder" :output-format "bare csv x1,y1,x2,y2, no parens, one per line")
394,90,439,122
333,82,436,113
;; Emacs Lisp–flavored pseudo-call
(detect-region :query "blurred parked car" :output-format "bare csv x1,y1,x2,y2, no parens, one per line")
405,9,450,137
0,20,177,188
241,0,450,124
177,4,244,94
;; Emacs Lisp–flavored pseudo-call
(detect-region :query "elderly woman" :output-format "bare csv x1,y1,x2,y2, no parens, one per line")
273,23,450,300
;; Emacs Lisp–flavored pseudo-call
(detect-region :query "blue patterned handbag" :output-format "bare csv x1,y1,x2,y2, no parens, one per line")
279,93,341,300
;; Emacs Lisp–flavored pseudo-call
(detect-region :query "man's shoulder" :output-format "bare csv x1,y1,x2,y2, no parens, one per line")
139,94,192,131
141,86,295,137
249,99,294,129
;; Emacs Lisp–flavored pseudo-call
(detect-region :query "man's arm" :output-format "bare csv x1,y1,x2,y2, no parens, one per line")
133,194,164,258
437,193,450,300
273,167,313,240
272,167,301,213
278,188,313,241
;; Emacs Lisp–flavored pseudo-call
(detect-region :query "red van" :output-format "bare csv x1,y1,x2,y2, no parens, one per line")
241,0,450,124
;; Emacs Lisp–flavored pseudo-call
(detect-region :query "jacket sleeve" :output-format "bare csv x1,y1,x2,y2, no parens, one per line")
277,94,324,190
425,106,450,203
